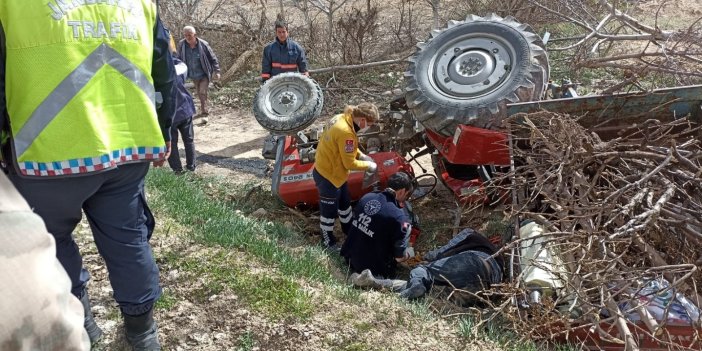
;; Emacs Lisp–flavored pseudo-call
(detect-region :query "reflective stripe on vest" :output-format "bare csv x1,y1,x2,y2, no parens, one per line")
272,62,298,70
1,1,164,177
14,43,155,157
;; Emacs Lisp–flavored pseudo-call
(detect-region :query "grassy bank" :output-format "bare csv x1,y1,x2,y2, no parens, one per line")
144,168,573,350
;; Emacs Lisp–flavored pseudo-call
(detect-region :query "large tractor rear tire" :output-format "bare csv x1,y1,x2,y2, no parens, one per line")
405,14,549,136
253,73,324,134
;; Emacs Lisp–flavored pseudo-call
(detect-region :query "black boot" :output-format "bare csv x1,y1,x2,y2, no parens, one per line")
123,308,161,351
80,290,103,344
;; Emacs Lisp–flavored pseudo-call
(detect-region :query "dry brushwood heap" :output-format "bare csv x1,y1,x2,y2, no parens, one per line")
499,111,702,349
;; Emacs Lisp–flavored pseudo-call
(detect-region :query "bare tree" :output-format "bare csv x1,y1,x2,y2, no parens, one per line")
292,0,316,39
390,0,424,48
309,0,352,62
159,0,228,33
425,0,440,29
528,0,702,91
336,6,380,63
277,0,285,19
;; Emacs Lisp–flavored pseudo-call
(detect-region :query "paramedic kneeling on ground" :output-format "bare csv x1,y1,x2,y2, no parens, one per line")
341,172,416,289
313,102,380,250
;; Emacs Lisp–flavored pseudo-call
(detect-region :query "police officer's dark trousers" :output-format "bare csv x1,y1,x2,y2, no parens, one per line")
9,162,161,316
313,169,352,247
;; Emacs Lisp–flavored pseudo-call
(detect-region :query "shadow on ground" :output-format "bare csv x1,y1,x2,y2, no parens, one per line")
195,153,271,177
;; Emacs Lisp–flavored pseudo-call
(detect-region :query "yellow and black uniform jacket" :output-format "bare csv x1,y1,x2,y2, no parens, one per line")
314,113,372,187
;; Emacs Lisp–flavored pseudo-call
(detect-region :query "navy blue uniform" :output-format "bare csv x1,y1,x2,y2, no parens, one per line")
260,38,308,80
1,18,175,316
341,190,412,278
168,57,197,172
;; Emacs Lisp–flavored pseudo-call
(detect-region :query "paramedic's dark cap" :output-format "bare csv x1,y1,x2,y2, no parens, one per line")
387,172,413,191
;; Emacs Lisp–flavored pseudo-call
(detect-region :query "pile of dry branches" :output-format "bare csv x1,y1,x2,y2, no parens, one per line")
496,111,702,349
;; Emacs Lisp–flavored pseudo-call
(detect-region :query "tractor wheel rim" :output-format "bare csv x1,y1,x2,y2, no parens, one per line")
431,36,513,98
268,84,305,115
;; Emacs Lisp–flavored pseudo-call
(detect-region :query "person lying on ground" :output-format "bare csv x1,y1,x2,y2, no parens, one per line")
398,228,504,303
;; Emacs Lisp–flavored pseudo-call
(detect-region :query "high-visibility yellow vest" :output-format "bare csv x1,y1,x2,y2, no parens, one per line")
0,0,165,177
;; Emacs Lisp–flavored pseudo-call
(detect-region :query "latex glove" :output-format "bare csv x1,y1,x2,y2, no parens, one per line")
358,153,373,162
403,246,415,259
362,162,379,189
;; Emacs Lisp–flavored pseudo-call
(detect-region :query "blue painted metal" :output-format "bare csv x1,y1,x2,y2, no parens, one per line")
506,85,702,140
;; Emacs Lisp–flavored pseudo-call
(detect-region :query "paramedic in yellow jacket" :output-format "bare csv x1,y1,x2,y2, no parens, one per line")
313,102,379,250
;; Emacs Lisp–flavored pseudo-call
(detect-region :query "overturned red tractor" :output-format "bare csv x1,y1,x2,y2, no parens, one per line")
252,14,700,209
253,14,550,207
252,14,702,350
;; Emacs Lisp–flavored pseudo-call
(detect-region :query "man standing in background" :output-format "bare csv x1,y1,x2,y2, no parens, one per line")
261,20,309,82
1,1,176,350
178,25,221,117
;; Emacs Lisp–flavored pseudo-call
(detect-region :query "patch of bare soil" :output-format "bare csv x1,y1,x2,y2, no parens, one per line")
637,0,702,28
190,105,272,181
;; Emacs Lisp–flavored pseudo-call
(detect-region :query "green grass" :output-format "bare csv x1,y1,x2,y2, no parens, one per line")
236,331,255,351
337,342,376,351
353,321,373,333
144,169,568,349
105,307,121,322
458,315,579,351
399,298,434,322
334,284,365,304
146,169,335,284
163,249,314,320
155,289,178,310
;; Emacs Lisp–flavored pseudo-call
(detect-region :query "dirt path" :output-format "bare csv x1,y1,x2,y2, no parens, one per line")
190,107,272,181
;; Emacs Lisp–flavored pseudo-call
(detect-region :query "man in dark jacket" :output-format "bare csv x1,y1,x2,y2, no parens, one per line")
260,21,309,82
399,228,504,304
168,56,197,173
341,172,416,289
177,25,220,116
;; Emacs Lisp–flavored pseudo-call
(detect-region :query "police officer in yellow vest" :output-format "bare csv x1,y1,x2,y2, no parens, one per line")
0,1,176,350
